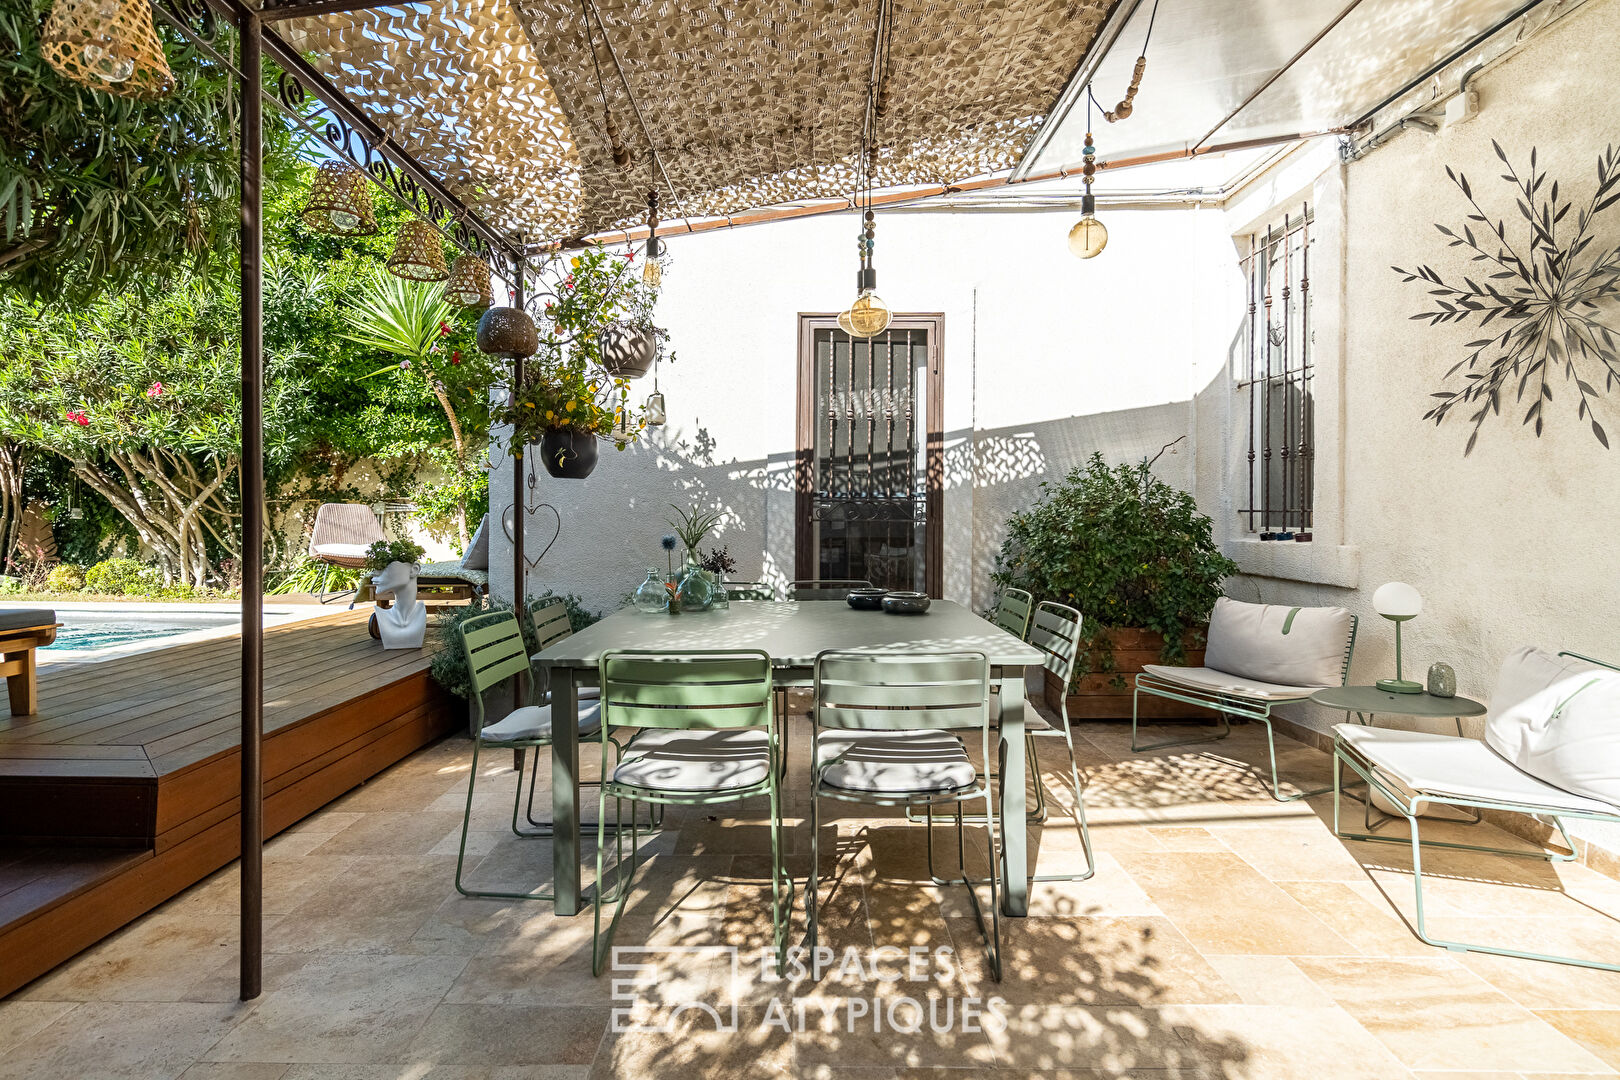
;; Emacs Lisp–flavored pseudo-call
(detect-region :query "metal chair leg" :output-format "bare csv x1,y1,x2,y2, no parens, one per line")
1130,684,1232,752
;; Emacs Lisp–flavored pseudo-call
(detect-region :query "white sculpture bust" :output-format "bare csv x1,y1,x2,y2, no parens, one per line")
372,559,427,649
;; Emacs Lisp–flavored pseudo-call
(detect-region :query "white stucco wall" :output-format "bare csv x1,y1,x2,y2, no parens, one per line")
492,204,1236,617
1195,0,1620,848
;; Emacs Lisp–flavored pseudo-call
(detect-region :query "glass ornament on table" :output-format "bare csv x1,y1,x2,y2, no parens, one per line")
632,569,668,613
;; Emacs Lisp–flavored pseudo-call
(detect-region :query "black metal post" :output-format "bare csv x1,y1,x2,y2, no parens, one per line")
238,8,264,1003
511,254,526,610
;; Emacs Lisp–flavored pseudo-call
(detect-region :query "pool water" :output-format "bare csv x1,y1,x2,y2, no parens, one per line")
43,612,241,652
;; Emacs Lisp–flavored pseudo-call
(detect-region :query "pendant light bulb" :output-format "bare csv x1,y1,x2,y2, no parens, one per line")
837,308,857,336
847,289,891,338
643,257,661,288
1068,214,1108,259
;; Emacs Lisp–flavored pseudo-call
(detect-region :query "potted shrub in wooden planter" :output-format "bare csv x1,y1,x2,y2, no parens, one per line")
991,450,1238,721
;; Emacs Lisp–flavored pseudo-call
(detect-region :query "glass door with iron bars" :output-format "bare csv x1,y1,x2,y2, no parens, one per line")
795,315,943,597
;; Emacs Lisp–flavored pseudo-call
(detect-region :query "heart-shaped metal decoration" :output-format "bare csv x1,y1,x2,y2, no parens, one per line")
500,501,560,571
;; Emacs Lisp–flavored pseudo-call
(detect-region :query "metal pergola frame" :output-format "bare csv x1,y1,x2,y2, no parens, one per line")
145,0,535,1001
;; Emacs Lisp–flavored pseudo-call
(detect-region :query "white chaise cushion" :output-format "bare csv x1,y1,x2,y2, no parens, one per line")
1484,646,1620,808
1202,597,1352,688
1335,723,1618,816
816,729,977,794
1140,665,1321,702
614,729,772,792
312,542,371,560
480,701,602,743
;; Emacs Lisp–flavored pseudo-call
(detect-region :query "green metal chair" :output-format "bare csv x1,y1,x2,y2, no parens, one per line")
725,581,777,601
991,587,1033,640
788,578,874,601
454,609,619,901
591,650,792,977
518,597,607,829
1131,609,1359,802
1016,601,1098,883
808,650,1002,980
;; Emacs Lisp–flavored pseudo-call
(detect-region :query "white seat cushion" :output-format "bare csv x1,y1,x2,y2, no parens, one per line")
480,701,602,744
817,729,977,794
614,729,772,792
1141,665,1321,702
312,542,371,560
1485,646,1620,808
1335,723,1619,816
1203,597,1351,688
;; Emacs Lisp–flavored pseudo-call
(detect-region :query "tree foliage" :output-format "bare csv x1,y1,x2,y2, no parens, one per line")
0,0,249,304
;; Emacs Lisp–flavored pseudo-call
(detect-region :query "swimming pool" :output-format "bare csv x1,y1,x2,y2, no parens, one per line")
43,611,242,652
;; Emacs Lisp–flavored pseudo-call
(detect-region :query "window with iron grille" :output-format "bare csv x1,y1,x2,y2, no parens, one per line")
1238,206,1314,541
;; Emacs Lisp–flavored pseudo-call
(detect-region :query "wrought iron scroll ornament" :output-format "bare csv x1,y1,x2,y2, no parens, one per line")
1395,142,1620,456
149,0,520,277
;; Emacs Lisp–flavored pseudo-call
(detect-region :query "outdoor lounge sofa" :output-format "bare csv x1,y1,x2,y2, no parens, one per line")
1132,597,1358,800
1333,646,1620,970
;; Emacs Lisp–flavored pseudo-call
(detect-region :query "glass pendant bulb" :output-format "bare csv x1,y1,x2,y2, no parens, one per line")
847,289,891,338
837,308,857,336
643,257,661,287
643,389,666,426
1068,215,1108,259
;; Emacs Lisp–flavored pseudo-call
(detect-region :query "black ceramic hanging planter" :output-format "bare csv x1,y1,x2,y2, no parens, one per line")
541,428,599,479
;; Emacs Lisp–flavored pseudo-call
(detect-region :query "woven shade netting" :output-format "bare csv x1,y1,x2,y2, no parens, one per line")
284,0,1114,244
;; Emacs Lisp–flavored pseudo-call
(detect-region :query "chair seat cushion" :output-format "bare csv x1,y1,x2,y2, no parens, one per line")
312,542,372,561
817,729,977,794
1334,723,1619,816
1203,597,1351,688
1484,646,1620,808
0,609,54,633
614,729,772,792
480,701,602,744
1142,665,1322,702
417,561,490,588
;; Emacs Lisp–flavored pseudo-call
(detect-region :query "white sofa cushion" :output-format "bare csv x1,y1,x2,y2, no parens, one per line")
1484,646,1620,809
1202,597,1352,689
1140,665,1321,703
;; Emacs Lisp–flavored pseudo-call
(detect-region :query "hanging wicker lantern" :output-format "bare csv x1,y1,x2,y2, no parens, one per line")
301,161,377,236
41,0,174,99
386,221,449,282
444,255,493,308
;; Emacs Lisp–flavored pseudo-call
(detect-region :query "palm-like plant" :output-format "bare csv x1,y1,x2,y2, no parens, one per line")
340,270,472,544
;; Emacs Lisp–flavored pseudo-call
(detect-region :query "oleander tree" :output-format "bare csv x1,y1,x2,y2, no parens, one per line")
0,267,317,584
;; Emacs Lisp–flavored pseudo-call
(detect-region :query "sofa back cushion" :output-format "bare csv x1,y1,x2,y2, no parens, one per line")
1485,646,1620,808
1203,597,1354,688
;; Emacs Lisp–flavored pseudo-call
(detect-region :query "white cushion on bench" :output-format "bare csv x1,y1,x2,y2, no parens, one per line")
1336,723,1618,816
1203,597,1352,689
1141,665,1322,703
1485,646,1620,809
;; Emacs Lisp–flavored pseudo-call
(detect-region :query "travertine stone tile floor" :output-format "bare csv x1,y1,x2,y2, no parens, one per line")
5,708,1619,1079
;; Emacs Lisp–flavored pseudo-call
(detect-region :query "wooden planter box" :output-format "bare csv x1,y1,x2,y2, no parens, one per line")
1043,627,1217,721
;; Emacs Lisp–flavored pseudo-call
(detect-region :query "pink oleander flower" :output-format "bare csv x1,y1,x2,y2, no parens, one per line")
146,381,165,398
399,359,412,370
65,410,89,426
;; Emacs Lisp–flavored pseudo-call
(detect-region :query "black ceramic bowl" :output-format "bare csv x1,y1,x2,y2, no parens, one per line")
881,591,931,614
847,588,888,610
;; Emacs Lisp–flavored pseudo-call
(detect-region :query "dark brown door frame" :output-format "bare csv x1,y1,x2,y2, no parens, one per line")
794,313,945,598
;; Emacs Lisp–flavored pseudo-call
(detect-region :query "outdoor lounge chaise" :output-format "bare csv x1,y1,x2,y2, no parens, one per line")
1333,646,1620,971
307,502,387,604
0,609,58,716
1132,597,1358,801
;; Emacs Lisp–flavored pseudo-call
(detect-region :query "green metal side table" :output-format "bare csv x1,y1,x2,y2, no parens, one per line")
1311,685,1487,831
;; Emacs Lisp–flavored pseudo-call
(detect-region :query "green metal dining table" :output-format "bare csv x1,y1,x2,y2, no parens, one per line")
531,598,1046,917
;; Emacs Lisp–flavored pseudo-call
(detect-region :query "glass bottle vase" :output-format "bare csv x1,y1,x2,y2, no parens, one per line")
632,569,668,613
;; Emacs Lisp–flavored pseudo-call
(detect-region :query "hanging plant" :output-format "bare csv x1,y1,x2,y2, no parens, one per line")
1394,142,1620,455
492,355,645,458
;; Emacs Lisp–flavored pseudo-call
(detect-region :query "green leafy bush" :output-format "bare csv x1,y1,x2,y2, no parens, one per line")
44,564,84,592
991,452,1237,674
269,556,363,596
84,558,158,595
363,538,426,571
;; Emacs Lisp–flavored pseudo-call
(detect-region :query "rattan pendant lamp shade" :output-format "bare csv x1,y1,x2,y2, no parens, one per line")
387,221,450,281
445,255,494,308
301,161,378,236
42,0,174,99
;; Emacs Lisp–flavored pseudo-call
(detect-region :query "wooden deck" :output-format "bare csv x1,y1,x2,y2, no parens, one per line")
0,608,458,997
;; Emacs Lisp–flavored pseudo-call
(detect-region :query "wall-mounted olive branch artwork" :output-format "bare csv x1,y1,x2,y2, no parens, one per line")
1393,142,1620,455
